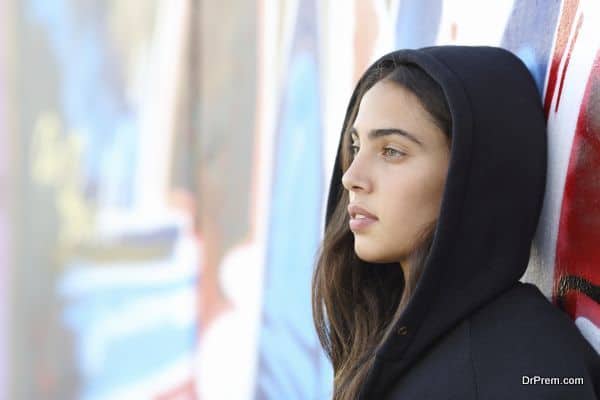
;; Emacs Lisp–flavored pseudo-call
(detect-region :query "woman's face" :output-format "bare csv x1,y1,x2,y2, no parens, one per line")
341,79,450,270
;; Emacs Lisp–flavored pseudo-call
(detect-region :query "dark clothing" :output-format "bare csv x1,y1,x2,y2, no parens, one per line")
324,45,600,399
382,282,599,399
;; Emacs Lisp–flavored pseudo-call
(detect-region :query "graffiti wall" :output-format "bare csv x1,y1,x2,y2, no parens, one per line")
532,0,600,353
3,0,598,399
11,0,199,398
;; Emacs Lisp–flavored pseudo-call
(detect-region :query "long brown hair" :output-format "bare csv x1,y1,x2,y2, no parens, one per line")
311,59,452,400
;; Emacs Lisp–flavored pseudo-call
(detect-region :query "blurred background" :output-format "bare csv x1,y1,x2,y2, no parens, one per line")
1,0,598,399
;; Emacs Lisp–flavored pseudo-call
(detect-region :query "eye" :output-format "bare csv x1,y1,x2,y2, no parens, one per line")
382,147,406,158
349,143,359,156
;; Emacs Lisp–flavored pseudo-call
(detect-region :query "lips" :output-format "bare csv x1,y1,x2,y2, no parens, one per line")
347,204,378,220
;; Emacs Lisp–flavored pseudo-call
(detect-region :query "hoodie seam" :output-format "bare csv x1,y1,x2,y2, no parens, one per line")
419,49,476,265
467,318,480,400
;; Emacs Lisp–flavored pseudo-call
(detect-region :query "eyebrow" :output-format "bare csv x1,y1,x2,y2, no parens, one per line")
350,127,424,147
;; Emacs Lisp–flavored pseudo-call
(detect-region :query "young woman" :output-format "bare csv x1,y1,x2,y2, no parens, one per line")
312,45,600,399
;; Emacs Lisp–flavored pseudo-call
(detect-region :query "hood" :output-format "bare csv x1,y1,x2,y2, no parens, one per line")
324,45,547,397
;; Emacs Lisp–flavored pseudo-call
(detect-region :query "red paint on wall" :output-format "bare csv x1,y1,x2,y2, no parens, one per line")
561,291,600,328
552,51,600,327
543,0,579,117
554,13,583,113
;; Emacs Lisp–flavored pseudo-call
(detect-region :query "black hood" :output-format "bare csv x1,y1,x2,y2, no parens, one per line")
324,45,547,392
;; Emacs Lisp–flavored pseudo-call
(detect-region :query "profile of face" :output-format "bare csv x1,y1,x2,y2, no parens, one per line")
341,79,451,271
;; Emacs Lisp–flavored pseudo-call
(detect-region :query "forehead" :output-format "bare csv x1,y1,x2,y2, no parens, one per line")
352,80,441,142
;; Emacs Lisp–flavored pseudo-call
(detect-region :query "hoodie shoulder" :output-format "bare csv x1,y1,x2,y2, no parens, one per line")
468,282,600,399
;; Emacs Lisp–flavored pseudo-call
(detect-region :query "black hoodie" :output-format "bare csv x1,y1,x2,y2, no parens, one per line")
324,45,600,399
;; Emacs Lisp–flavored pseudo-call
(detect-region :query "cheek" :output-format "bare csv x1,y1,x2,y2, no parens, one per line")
381,167,447,228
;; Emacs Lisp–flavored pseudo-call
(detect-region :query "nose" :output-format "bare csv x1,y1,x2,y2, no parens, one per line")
341,155,372,193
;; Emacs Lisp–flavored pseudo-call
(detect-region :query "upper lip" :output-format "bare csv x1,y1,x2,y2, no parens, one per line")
348,203,378,220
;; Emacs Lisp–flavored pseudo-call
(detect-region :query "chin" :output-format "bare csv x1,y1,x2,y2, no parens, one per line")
355,246,397,264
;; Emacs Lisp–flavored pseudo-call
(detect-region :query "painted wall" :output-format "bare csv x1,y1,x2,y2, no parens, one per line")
3,0,598,399
11,0,199,399
248,1,599,399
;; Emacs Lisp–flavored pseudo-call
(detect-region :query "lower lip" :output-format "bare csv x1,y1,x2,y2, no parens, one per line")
349,217,378,231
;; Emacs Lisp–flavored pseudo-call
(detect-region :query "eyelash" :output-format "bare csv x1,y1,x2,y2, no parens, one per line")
349,144,406,158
